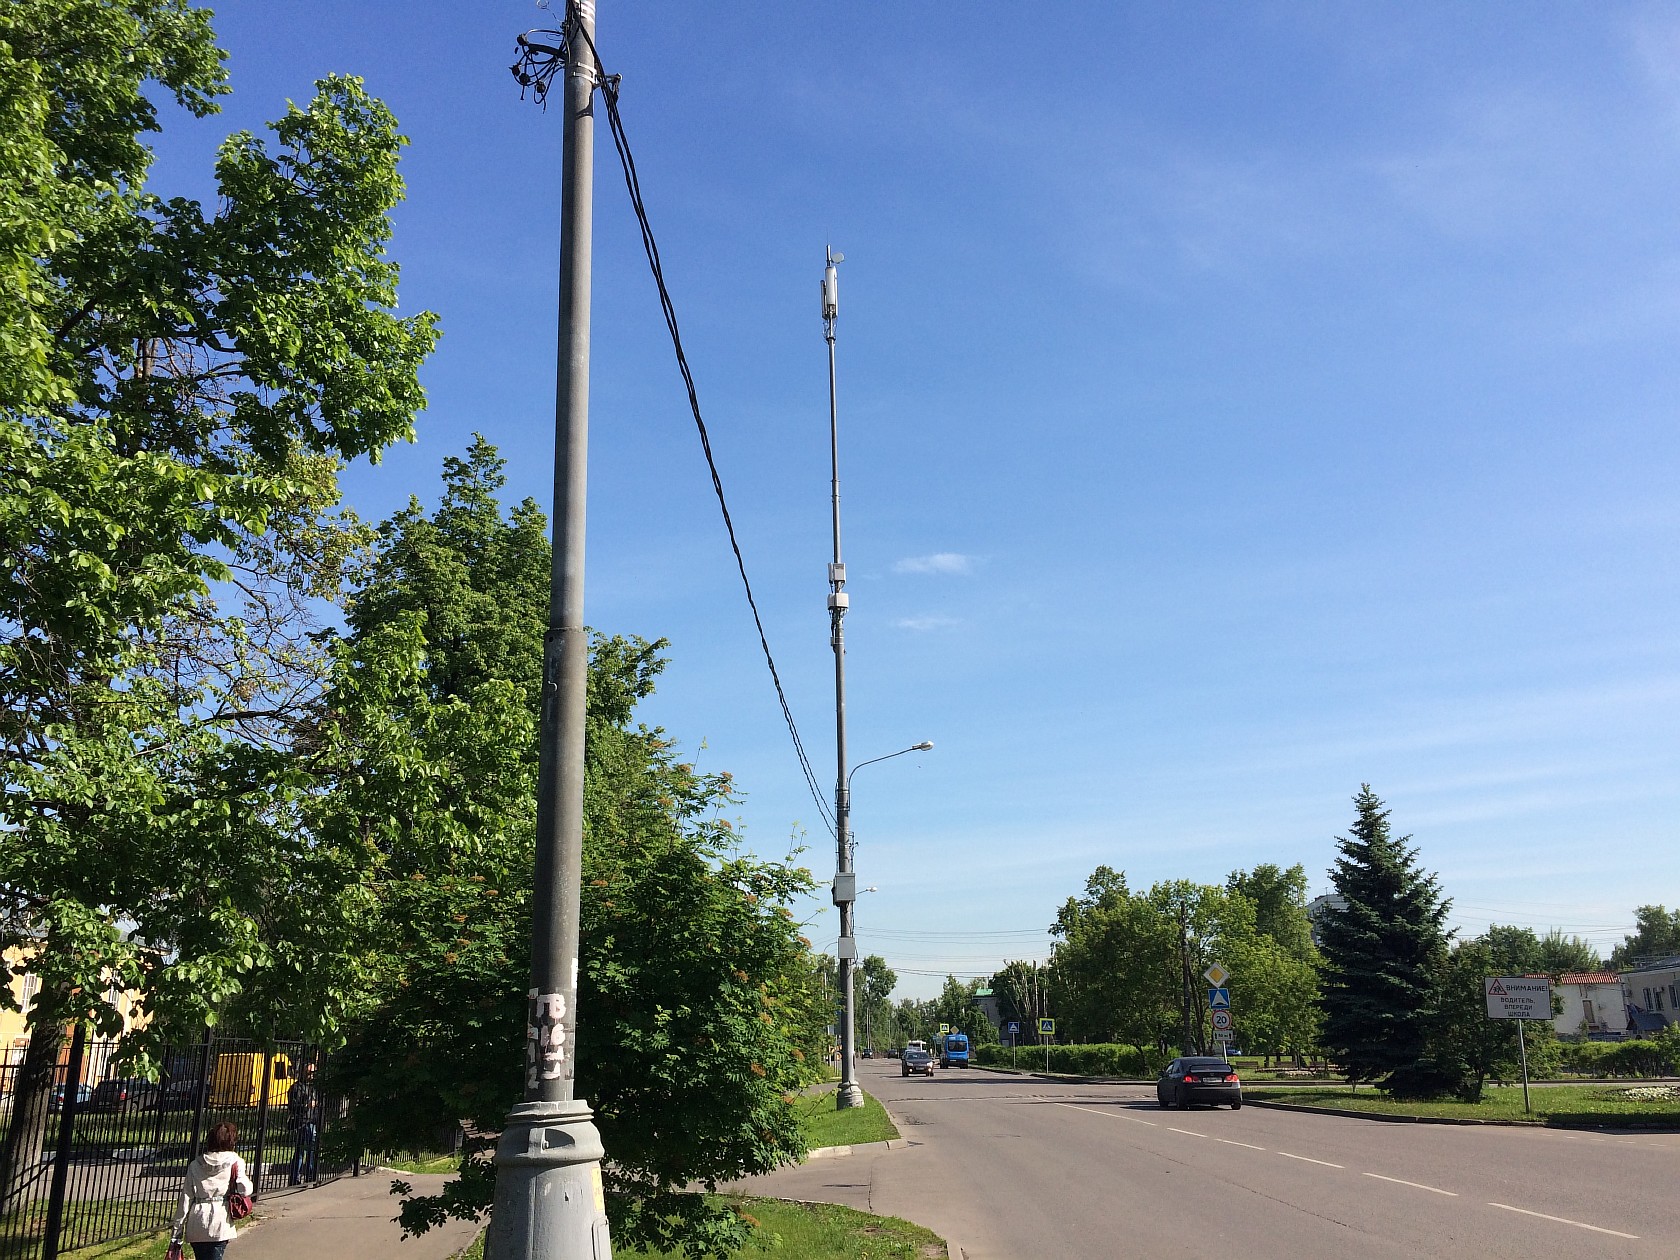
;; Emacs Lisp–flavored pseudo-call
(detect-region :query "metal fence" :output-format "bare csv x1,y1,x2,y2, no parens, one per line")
0,1025,354,1260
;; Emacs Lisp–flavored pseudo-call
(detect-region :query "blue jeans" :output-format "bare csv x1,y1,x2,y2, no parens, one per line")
191,1242,228,1260
289,1121,318,1184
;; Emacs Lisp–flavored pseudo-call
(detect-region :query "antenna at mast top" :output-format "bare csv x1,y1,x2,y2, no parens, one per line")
822,247,842,323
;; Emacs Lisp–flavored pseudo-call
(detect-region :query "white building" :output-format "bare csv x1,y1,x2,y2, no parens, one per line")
1552,972,1624,1038
1620,957,1680,1032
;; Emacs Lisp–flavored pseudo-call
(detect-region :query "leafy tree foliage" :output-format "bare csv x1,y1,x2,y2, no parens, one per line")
1610,906,1680,971
0,0,435,1202
1535,930,1603,976
1427,927,1560,1102
321,445,825,1258
1316,787,1454,1097
1227,863,1316,962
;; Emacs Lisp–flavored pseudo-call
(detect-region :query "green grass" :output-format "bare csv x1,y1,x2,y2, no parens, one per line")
452,1198,943,1260
61,1229,173,1260
796,1087,899,1149
1248,1082,1680,1126
625,1197,943,1259
374,1149,462,1174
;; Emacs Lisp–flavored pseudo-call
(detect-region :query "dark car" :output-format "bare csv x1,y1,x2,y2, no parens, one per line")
861,1047,874,1059
901,1049,935,1077
89,1078,158,1112
886,1048,901,1059
1156,1057,1241,1109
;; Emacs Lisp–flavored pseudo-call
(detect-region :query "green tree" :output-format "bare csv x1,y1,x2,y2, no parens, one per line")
1316,787,1454,1098
856,954,897,1052
1428,928,1561,1102
321,445,823,1258
1609,906,1680,971
1535,930,1602,976
0,0,435,1201
1227,864,1316,962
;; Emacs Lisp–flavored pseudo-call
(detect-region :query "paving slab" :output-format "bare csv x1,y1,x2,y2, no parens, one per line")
231,1170,481,1260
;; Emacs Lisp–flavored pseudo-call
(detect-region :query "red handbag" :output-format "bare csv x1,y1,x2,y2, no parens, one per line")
225,1159,254,1221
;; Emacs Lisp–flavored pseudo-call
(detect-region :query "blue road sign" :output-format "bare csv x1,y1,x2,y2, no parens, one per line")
1006,1021,1021,1035
1037,1018,1056,1035
1207,987,1231,1008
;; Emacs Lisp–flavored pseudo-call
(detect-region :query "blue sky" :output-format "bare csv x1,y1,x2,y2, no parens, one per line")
155,2,1680,996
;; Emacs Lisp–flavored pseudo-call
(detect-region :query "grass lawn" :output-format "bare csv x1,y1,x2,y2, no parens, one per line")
1248,1082,1680,1126
374,1150,462,1174
796,1087,899,1149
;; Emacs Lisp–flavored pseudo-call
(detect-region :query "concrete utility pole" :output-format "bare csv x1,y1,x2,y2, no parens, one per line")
489,2,613,1256
823,246,865,1111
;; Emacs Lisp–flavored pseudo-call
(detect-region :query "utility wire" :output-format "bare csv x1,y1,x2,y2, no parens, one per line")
568,21,837,839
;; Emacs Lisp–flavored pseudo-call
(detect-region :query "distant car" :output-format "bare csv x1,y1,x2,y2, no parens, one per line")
901,1049,935,1077
886,1048,901,1059
49,1082,92,1112
1155,1057,1241,1110
89,1078,158,1112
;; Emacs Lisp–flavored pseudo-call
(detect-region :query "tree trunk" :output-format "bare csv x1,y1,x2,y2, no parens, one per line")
0,1017,67,1209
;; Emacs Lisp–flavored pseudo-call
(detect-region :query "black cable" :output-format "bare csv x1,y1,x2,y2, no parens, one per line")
568,20,838,839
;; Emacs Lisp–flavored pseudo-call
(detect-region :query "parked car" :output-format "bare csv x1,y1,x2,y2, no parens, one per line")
89,1078,158,1112
49,1082,92,1112
1155,1057,1241,1110
901,1048,935,1077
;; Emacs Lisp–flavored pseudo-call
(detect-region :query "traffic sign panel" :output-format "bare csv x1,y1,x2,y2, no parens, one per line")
939,1023,950,1035
1485,976,1550,1020
1207,987,1231,1009
1211,1009,1232,1030
1006,1021,1021,1035
1037,1017,1056,1036
1212,1029,1235,1044
1203,963,1230,988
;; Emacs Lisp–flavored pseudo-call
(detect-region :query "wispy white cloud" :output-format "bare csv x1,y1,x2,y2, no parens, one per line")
894,615,961,632
893,552,973,575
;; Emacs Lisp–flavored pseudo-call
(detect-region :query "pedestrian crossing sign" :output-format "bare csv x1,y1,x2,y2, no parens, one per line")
1037,1018,1056,1035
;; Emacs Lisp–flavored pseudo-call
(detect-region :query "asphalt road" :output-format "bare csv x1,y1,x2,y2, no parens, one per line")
732,1061,1680,1258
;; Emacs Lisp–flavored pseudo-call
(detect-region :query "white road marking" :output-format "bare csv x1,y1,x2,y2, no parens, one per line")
1216,1138,1265,1150
1168,1127,1208,1138
1055,1102,1154,1127
1278,1152,1343,1168
1363,1172,1456,1196
1487,1203,1638,1239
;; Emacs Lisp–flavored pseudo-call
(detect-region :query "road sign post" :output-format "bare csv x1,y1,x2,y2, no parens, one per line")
1006,1021,1021,1069
1037,1018,1055,1073
1484,976,1551,1113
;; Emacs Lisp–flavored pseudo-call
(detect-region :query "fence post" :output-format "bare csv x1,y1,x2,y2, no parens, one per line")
186,1028,213,1163
252,1050,274,1193
40,1020,87,1260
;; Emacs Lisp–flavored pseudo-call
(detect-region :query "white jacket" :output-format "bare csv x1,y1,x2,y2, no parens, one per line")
171,1149,254,1244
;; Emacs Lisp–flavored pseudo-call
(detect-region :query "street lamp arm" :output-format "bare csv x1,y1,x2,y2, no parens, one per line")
846,741,933,794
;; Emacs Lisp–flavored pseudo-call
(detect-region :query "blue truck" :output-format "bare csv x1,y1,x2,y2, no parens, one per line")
940,1032,971,1068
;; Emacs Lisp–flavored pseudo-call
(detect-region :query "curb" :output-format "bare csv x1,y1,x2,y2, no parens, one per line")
1244,1098,1680,1131
806,1138,899,1159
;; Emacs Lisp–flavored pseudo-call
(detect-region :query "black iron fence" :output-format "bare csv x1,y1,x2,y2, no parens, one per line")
0,1025,354,1260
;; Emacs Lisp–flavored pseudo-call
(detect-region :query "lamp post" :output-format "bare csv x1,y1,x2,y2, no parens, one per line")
833,741,932,1109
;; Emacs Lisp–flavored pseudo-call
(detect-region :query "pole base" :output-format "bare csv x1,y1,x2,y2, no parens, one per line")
486,1098,613,1260
835,1082,865,1110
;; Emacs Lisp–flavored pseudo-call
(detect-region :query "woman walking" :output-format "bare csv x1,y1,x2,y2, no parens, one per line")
168,1121,254,1260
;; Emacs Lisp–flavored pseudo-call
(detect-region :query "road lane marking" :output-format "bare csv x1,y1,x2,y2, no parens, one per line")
1167,1127,1208,1138
1215,1138,1265,1150
1055,1102,1154,1127
1278,1152,1343,1168
1487,1204,1638,1239
1363,1173,1456,1196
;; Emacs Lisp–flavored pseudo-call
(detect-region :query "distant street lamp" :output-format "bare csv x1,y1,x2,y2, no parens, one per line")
834,741,932,1108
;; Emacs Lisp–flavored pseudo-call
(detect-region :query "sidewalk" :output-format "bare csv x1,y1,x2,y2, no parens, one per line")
230,1170,482,1260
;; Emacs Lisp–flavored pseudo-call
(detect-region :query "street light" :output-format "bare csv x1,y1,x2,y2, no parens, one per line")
833,741,932,1109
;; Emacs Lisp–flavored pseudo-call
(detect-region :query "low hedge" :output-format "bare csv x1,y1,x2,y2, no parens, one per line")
1557,1031,1680,1078
973,1042,1161,1077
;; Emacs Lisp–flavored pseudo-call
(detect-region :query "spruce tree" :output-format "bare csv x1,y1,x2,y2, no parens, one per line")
1317,786,1455,1097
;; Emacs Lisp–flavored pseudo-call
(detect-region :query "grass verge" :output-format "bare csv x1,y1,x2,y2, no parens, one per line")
374,1149,461,1174
452,1197,943,1260
796,1087,899,1149
1247,1082,1680,1126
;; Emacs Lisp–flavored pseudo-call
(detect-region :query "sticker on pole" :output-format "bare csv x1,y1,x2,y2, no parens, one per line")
1203,963,1230,988
1485,976,1551,1020
1037,1018,1056,1036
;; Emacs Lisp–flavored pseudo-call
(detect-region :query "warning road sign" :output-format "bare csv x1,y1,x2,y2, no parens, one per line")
1485,976,1550,1020
1207,987,1231,1009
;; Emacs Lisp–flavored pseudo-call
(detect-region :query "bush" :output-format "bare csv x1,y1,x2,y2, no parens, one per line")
973,1042,1161,1077
1557,1031,1680,1078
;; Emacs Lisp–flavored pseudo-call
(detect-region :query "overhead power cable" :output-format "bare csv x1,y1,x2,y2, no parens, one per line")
519,16,836,837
